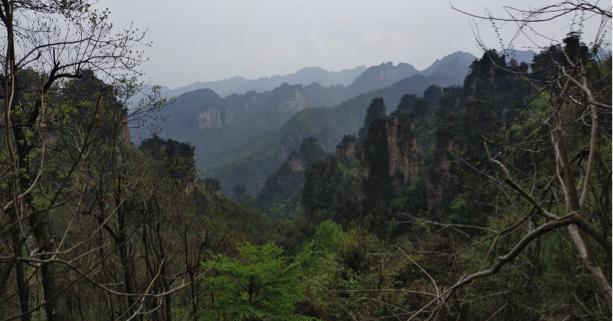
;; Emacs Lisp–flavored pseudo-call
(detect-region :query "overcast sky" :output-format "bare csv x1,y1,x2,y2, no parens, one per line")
97,0,610,89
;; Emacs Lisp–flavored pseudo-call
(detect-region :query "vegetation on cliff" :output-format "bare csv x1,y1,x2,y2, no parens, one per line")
0,1,609,320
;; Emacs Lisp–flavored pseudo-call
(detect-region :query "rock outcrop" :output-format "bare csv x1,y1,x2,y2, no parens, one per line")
426,113,460,208
278,89,308,113
359,115,420,206
118,107,132,146
286,152,306,173
232,184,248,201
254,137,327,219
386,117,420,195
336,135,357,160
198,108,222,128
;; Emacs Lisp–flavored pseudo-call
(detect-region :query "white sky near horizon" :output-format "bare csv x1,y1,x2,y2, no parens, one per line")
96,0,611,89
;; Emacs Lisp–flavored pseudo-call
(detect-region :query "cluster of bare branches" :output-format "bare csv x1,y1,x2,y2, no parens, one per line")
452,0,611,53
0,1,219,320
386,1,612,320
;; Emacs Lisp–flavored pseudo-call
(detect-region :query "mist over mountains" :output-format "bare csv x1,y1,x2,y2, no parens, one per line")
5,0,610,318
208,73,437,195
138,50,539,196
161,65,367,98
157,50,533,100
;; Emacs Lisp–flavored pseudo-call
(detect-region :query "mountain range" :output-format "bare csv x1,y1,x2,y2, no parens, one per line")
160,66,368,98
135,50,536,196
208,73,439,195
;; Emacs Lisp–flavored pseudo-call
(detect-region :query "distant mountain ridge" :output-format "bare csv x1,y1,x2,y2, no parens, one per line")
498,49,537,65
137,50,494,196
343,62,419,99
163,66,368,98
157,52,481,101
156,50,537,102
421,51,476,75
420,51,476,87
207,73,438,195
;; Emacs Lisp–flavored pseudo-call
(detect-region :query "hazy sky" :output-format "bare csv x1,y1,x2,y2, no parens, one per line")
97,0,609,88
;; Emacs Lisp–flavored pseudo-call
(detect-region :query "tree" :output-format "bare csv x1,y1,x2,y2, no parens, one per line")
140,134,197,180
423,85,443,106
0,1,163,320
233,184,248,200
200,242,315,321
358,97,387,140
204,178,222,194
398,1,613,319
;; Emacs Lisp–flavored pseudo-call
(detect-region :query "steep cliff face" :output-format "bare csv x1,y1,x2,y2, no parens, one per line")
424,51,526,211
254,137,327,219
278,89,308,113
286,152,306,172
426,113,460,208
198,108,223,128
386,117,420,195
359,116,420,206
278,131,300,161
118,107,132,146
224,108,234,126
463,53,497,108
336,135,357,160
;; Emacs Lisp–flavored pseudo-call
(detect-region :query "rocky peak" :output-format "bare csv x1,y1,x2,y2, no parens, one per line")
336,135,357,160
385,117,420,195
286,152,306,172
198,108,222,128
254,136,327,219
359,115,420,205
391,94,430,123
464,50,501,105
298,137,327,164
278,89,307,113
346,62,419,99
427,113,460,209
376,62,397,81
267,136,326,190
443,86,463,98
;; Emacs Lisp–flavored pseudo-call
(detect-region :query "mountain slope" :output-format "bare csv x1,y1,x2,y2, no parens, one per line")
152,63,430,169
342,62,419,100
420,51,476,86
157,83,344,166
209,74,435,196
164,66,367,98
144,53,478,196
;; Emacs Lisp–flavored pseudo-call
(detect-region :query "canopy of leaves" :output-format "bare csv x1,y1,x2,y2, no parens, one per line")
201,243,316,321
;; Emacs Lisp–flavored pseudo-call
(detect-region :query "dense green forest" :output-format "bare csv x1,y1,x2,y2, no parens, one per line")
0,1,611,321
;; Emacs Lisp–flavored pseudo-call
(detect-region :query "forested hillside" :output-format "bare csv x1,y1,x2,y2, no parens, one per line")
144,52,477,195
208,73,437,195
0,1,610,321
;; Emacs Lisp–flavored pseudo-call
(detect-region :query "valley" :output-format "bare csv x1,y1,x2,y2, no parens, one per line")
0,1,609,320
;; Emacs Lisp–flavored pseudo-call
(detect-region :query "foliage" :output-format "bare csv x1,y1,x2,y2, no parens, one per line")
200,242,317,321
358,97,387,140
252,137,328,219
209,73,435,196
140,134,197,180
360,117,392,209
